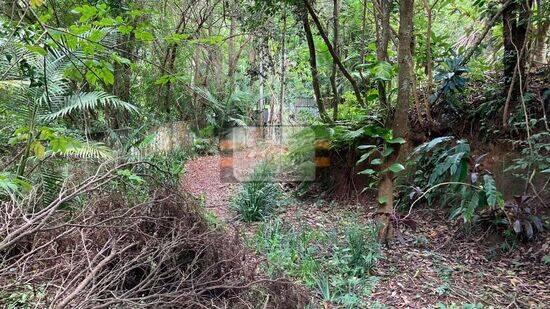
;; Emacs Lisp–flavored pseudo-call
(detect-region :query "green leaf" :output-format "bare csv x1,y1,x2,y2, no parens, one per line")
118,169,144,183
358,169,376,175
135,28,154,41
357,145,376,150
483,174,503,208
73,5,98,22
371,158,382,165
111,53,131,65
41,91,137,121
50,136,71,153
371,61,394,81
30,141,45,159
387,137,406,144
357,148,377,165
30,0,45,7
25,44,47,56
117,25,134,35
378,196,388,204
95,17,117,27
381,147,394,157
101,67,114,85
388,163,405,173
0,173,31,195
165,33,190,44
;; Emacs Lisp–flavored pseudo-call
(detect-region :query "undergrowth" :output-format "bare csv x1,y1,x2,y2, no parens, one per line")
252,218,380,307
407,137,504,223
231,163,282,222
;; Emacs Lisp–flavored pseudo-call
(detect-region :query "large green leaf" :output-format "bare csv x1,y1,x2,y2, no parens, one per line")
483,174,503,208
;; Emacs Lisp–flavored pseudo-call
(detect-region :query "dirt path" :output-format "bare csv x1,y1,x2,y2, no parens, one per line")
181,154,235,220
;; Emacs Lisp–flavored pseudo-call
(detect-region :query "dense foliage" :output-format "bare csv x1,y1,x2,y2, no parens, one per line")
0,0,547,307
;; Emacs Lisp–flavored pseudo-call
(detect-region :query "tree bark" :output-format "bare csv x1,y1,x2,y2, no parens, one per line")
301,10,331,122
377,0,414,242
533,12,549,64
375,0,392,111
330,0,340,120
304,0,366,107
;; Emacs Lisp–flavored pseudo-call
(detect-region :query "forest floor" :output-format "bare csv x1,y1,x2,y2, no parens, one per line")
181,153,549,308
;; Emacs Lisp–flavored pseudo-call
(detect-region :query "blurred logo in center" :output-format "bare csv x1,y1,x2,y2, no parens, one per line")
219,126,329,183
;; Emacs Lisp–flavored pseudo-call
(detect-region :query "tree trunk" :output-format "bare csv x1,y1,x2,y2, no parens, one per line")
360,0,368,80
533,16,548,64
375,0,392,111
301,10,331,122
502,0,533,127
304,0,365,108
259,43,265,124
330,0,340,120
422,0,433,93
227,9,237,91
377,0,414,242
279,4,287,125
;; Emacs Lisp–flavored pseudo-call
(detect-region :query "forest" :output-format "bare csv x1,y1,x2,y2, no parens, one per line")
0,0,548,307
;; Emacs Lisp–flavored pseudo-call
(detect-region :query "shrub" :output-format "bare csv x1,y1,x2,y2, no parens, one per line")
407,137,504,223
231,163,281,222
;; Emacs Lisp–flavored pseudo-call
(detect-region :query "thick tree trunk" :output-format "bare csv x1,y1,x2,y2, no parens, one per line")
533,18,549,64
377,0,414,242
302,11,330,122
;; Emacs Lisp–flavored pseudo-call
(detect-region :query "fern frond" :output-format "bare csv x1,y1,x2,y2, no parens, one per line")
64,142,113,159
41,91,138,121
40,167,64,206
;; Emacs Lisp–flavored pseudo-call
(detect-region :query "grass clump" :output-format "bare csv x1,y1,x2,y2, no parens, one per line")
231,163,281,222
253,218,380,307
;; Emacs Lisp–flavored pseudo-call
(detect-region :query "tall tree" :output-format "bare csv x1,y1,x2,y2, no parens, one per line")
301,8,331,122
304,0,366,108
330,0,340,120
422,0,433,93
376,0,414,242
374,0,392,111
502,0,533,127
